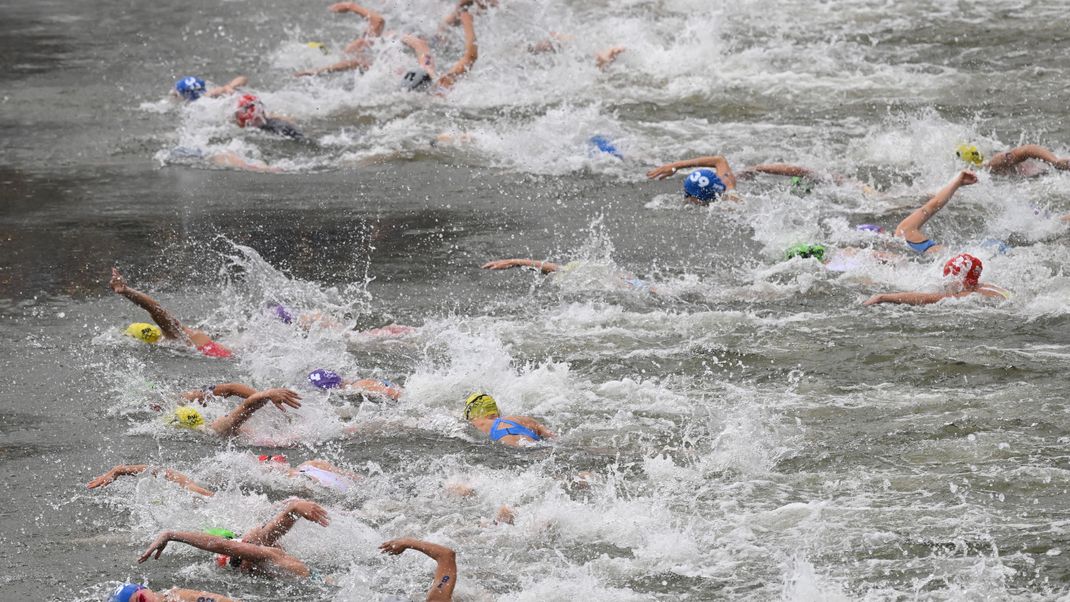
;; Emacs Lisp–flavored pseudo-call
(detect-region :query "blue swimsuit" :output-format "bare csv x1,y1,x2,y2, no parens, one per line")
489,418,541,442
905,239,937,253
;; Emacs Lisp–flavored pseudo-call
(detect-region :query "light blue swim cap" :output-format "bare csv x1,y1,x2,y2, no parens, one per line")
683,169,726,203
110,583,146,602
980,238,1010,255
175,76,206,101
588,135,622,159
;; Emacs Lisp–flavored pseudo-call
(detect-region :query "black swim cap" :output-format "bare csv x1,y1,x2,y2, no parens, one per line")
401,70,433,91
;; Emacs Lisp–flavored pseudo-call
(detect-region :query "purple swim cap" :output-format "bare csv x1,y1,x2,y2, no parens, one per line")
308,369,343,389
856,224,884,234
268,303,294,324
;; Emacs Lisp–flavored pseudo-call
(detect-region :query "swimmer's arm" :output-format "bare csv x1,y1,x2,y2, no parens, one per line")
440,11,478,85
110,267,189,343
595,46,625,71
379,538,457,602
294,57,372,77
181,382,258,403
204,75,248,98
402,35,436,77
210,388,301,437
646,156,737,189
482,259,561,273
863,292,950,306
737,163,819,180
329,2,385,37
87,465,216,496
988,144,1070,172
164,588,238,602
300,459,364,481
138,530,280,564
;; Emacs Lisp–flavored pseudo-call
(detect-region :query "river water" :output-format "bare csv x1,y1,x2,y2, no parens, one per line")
2,0,1070,600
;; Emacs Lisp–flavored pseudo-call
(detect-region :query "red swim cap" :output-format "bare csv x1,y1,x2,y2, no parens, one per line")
235,94,263,128
943,253,983,288
197,341,233,359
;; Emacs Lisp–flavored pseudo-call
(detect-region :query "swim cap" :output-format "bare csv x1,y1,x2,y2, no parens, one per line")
235,94,264,128
683,169,727,203
268,303,294,324
955,144,984,166
785,243,826,262
124,322,162,344
463,393,499,420
789,175,813,195
943,253,983,287
401,70,433,91
856,224,885,234
589,135,623,159
308,369,343,389
980,239,1010,255
170,406,205,429
305,41,328,54
257,454,287,463
175,76,206,101
204,528,237,539
197,341,233,359
110,583,146,602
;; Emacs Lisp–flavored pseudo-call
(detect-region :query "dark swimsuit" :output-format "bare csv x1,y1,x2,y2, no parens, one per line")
258,118,305,141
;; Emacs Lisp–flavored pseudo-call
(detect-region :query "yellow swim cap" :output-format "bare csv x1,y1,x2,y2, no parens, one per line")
955,144,984,166
463,393,499,420
125,322,162,343
305,41,328,54
170,406,204,429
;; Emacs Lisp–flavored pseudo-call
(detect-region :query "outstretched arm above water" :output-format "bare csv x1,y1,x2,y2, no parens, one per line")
138,530,311,577
737,163,824,180
110,267,188,342
646,155,737,190
294,3,382,76
437,11,478,89
87,464,215,496
380,538,457,602
595,46,625,71
181,382,259,404
241,499,330,547
482,259,561,274
894,170,976,251
862,291,955,306
209,388,301,437
987,144,1070,173
204,76,248,98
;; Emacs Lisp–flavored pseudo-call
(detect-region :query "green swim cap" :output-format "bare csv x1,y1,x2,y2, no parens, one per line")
785,243,826,261
789,176,813,195
204,528,237,539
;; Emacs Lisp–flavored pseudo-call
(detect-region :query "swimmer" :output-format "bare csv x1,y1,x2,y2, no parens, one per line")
784,242,903,272
526,32,625,71
171,75,247,101
379,538,457,602
956,143,1070,176
233,94,304,140
87,456,361,495
400,9,477,94
481,258,655,292
110,267,234,358
167,387,301,438
646,155,738,204
463,393,554,447
137,499,329,580
863,253,1010,306
293,3,384,77
894,170,976,255
307,368,403,401
164,146,282,173
107,582,236,602
265,303,416,337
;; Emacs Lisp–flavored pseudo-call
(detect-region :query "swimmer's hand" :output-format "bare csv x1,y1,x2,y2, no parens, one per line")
294,68,319,77
595,46,625,71
646,164,679,180
283,499,330,526
482,259,560,273
379,538,414,555
862,294,886,306
86,464,143,489
109,267,127,294
254,388,302,412
138,530,174,563
957,170,978,186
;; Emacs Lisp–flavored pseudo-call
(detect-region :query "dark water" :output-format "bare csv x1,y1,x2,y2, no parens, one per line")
3,0,1070,601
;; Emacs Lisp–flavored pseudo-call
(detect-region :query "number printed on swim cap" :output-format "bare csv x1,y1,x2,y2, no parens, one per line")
689,171,710,188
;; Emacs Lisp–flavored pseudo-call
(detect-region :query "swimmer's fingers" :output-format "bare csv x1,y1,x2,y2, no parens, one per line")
109,267,126,292
862,294,883,306
646,165,677,180
378,539,407,555
86,471,116,489
959,170,978,185
137,534,170,563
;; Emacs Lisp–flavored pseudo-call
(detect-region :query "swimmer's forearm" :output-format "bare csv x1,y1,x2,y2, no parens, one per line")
213,383,258,399
669,156,729,170
399,538,456,563
205,76,247,97
161,468,216,496
742,163,818,179
166,531,274,560
864,292,947,306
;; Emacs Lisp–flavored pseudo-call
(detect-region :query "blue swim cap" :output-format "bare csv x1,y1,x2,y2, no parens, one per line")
856,224,884,234
588,135,622,159
683,169,726,203
308,369,343,389
980,238,1011,255
110,583,146,602
175,76,206,101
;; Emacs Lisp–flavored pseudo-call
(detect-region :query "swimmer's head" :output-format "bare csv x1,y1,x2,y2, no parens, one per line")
267,303,294,325
980,238,1011,255
257,454,288,464
463,393,499,420
789,175,813,195
785,243,826,262
169,406,204,429
401,70,433,92
308,369,343,390
856,224,885,234
589,135,623,159
683,169,726,204
956,144,984,166
174,76,206,101
305,41,328,54
124,322,162,344
235,94,265,128
943,253,983,288
109,583,146,602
